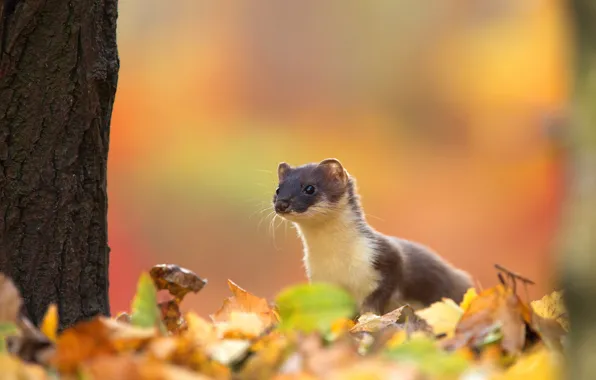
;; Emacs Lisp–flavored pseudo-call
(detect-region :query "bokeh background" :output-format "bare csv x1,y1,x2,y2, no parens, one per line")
108,0,572,317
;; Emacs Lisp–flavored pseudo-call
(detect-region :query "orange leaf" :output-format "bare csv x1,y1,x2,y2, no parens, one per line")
211,280,279,330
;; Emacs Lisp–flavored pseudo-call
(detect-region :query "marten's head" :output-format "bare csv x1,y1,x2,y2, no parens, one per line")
273,158,350,223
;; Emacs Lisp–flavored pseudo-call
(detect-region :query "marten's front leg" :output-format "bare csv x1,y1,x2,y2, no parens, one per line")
360,286,397,316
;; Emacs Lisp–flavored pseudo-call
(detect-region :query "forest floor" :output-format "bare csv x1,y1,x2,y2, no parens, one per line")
0,263,566,379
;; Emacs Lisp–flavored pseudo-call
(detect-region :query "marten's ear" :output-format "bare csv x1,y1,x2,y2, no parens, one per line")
319,158,347,183
278,162,291,181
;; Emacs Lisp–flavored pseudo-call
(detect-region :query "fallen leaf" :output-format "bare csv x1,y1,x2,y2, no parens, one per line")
6,318,54,365
240,331,293,380
293,333,361,378
326,358,420,380
460,288,478,312
52,317,156,374
83,354,215,380
441,284,529,355
531,290,568,332
212,280,279,332
415,298,463,337
0,353,48,379
0,273,23,323
530,312,566,351
214,311,268,339
150,264,207,302
40,304,58,342
275,283,356,334
384,335,470,377
492,345,563,380
131,273,163,331
116,312,132,324
208,339,251,365
159,300,186,334
0,322,19,352
352,305,431,336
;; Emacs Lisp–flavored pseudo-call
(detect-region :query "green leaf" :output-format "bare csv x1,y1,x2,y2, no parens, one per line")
0,322,19,352
130,273,161,329
275,282,357,333
384,336,469,377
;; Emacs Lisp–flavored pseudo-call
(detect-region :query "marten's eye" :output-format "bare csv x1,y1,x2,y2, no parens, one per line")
303,185,316,195
275,187,280,195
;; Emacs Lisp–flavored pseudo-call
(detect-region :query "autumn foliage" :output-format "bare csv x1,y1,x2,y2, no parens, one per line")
0,264,567,379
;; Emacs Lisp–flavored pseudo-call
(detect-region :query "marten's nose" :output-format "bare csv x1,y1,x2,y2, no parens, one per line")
275,200,290,213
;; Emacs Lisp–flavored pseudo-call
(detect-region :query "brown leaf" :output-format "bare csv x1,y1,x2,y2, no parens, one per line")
351,305,432,336
299,334,360,377
51,317,156,374
0,353,49,380
441,284,528,355
7,316,54,365
150,264,207,302
149,335,231,379
82,354,215,380
240,331,293,380
530,312,566,351
159,300,187,334
211,280,279,332
326,358,420,380
0,273,23,323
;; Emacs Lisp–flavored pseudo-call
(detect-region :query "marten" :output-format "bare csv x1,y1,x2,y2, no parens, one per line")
272,158,473,315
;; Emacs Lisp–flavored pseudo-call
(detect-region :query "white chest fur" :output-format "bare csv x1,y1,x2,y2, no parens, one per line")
294,213,380,306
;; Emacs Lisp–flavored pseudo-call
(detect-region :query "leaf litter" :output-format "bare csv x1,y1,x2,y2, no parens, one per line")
0,264,569,379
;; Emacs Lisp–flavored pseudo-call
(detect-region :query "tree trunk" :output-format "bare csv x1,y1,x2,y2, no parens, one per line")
562,1,596,379
0,0,118,329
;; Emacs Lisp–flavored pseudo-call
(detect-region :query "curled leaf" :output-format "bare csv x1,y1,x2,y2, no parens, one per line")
150,264,207,302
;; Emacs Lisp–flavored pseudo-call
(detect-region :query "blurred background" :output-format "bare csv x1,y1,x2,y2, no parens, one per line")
108,0,573,316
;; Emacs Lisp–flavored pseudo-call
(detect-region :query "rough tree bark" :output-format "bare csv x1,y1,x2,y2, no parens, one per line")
562,1,596,379
0,0,118,329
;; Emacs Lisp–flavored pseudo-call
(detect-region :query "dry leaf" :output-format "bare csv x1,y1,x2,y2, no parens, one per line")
415,298,463,337
215,311,268,339
460,288,478,312
40,304,58,342
8,315,54,365
351,305,431,336
150,264,207,302
241,331,293,380
211,280,279,331
159,300,186,334
52,317,156,373
326,358,420,380
492,345,563,380
531,290,568,332
83,354,215,380
0,274,23,323
441,284,529,355
0,354,48,379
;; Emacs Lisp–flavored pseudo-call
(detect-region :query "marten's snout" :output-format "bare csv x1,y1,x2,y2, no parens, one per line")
275,199,290,213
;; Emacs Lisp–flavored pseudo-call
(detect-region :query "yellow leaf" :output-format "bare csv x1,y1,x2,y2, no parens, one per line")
41,304,58,342
531,290,568,331
491,346,563,380
385,330,407,349
0,353,47,379
460,288,478,312
415,298,463,337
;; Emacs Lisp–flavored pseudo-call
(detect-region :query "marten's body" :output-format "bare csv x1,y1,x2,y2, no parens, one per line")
273,158,473,315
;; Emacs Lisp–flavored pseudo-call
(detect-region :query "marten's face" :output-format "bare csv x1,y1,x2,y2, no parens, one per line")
273,159,349,223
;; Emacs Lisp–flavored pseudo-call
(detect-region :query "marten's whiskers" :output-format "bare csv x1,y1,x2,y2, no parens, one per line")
257,208,276,233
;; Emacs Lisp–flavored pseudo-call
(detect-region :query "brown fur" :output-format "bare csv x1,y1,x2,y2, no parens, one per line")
274,158,474,315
